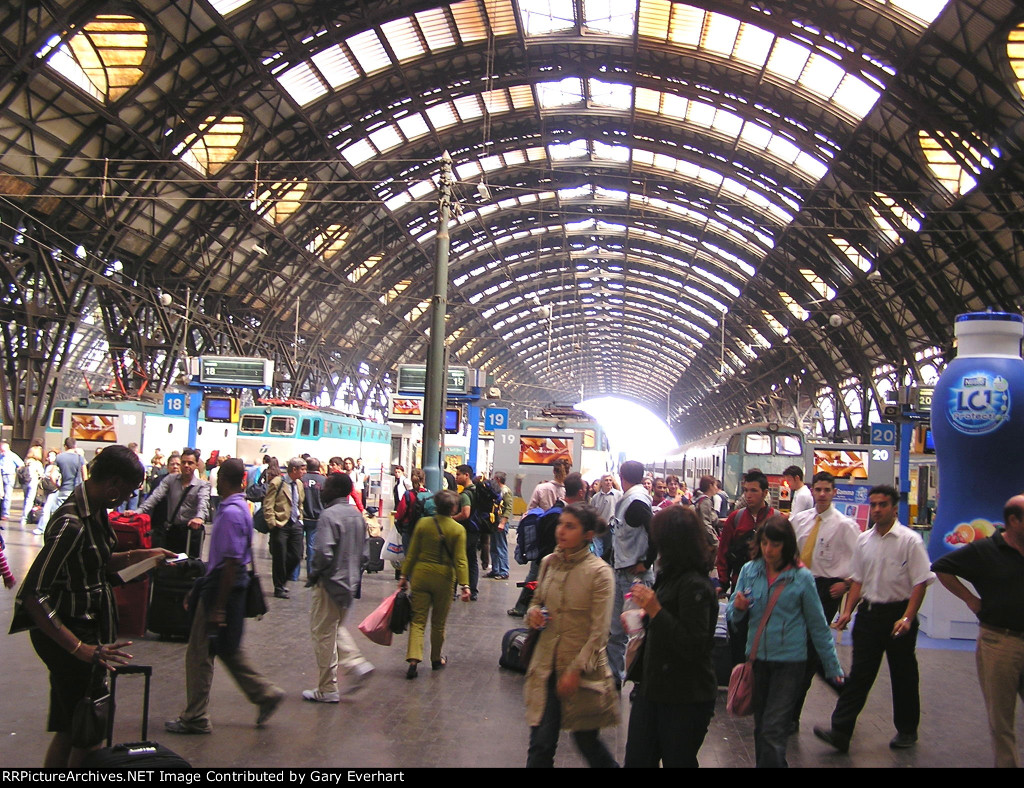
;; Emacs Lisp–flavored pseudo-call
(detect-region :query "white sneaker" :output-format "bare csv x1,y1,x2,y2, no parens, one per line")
340,663,375,698
31,528,44,535
302,689,339,703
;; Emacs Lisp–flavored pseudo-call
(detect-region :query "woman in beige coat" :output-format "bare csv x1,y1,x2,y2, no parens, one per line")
525,502,619,767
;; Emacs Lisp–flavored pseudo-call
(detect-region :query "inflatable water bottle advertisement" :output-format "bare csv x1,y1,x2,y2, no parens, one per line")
928,311,1024,561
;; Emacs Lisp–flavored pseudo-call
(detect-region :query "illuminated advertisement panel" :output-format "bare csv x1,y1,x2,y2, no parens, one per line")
70,414,118,443
812,448,869,480
519,436,574,466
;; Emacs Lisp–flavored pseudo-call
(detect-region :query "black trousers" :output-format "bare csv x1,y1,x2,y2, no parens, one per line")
269,521,303,592
792,576,844,723
831,600,920,738
464,530,479,594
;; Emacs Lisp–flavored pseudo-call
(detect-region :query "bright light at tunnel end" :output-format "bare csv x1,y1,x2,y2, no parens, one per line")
576,396,678,463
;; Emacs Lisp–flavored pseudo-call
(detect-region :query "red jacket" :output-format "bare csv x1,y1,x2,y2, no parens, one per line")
715,504,776,593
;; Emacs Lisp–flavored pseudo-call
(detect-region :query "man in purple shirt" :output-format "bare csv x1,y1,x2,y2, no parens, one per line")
165,459,284,735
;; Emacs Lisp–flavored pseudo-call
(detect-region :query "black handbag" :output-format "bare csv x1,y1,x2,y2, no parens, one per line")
389,589,412,634
71,664,111,749
244,528,267,619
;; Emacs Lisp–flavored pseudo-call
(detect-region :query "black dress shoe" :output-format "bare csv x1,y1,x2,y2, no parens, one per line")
507,608,525,617
470,592,478,601
813,726,850,753
406,662,418,680
273,589,289,599
889,732,917,749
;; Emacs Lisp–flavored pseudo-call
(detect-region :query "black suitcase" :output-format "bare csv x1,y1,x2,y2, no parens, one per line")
148,531,205,640
165,523,205,558
498,627,533,673
365,536,386,573
81,665,191,768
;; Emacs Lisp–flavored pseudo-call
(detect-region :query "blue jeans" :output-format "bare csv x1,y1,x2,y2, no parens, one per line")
608,566,654,683
527,674,618,768
625,695,715,767
20,479,38,526
1,475,13,518
752,660,806,768
490,526,509,575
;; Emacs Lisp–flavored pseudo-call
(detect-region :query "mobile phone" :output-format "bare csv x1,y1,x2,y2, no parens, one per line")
165,553,189,564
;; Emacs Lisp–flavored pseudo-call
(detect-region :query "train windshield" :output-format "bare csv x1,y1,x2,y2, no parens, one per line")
745,434,772,455
776,435,802,455
269,416,296,435
239,415,265,433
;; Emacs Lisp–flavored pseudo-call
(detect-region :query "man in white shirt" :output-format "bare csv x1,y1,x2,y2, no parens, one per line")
790,471,859,728
783,465,814,516
526,458,570,511
589,473,620,562
814,484,935,753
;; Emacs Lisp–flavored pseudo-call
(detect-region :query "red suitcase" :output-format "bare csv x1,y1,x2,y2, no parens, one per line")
109,512,153,550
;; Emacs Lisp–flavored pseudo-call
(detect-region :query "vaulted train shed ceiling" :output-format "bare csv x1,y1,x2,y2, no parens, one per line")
1,0,1023,441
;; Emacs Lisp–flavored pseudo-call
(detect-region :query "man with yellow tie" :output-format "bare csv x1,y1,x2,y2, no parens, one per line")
789,471,859,731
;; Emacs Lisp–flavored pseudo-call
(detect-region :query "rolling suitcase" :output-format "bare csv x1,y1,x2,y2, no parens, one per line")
498,627,534,673
148,530,205,640
81,665,190,768
109,512,153,551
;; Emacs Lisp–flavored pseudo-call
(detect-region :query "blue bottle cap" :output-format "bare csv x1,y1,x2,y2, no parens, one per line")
955,311,1024,323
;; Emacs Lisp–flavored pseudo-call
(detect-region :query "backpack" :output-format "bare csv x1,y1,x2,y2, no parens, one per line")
17,464,32,486
470,481,501,532
245,481,268,502
515,502,564,564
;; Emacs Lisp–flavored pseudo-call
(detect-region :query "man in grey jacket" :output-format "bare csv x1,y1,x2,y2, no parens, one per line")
303,472,374,703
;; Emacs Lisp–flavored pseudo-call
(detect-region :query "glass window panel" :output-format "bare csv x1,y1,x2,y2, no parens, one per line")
426,102,459,129
583,0,635,35
733,23,773,66
409,179,434,198
776,435,802,455
311,45,360,89
518,0,576,34
509,84,535,109
488,0,519,35
211,0,251,14
745,434,772,455
636,0,670,39
380,17,425,62
800,53,845,98
369,124,402,152
416,8,458,51
739,122,772,149
889,0,949,25
454,94,484,120
277,61,327,105
537,77,584,107
341,138,376,167
767,38,810,82
385,192,412,211
710,108,742,136
668,3,704,47
832,75,880,117
346,29,391,75
482,89,511,114
396,112,429,140
702,12,740,56
687,100,715,127
588,78,632,109
452,0,488,42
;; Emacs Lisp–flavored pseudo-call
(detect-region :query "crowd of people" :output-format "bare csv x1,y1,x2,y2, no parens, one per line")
4,442,1021,769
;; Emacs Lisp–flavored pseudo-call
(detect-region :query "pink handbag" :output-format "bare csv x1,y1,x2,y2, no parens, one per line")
358,590,397,646
726,579,788,717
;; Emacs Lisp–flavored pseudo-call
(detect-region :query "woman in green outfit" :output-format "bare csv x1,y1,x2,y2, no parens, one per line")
398,489,471,679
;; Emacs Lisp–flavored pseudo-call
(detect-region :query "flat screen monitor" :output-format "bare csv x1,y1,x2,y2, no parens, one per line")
444,407,460,433
812,448,869,480
205,396,233,422
518,436,574,466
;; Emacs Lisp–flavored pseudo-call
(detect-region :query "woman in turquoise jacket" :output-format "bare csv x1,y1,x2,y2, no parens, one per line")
728,515,844,767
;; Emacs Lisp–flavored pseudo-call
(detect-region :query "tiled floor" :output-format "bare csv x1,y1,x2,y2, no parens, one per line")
0,520,1015,768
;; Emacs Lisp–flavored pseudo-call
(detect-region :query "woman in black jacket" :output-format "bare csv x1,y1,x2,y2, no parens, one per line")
624,505,718,768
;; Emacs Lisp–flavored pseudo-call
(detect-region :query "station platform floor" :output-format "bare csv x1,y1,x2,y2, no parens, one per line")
0,512,1014,769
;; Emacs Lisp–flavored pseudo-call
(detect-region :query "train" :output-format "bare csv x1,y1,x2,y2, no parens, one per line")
44,397,237,462
646,422,806,503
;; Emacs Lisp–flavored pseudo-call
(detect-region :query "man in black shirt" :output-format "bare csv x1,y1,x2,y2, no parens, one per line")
297,458,327,580
932,494,1024,768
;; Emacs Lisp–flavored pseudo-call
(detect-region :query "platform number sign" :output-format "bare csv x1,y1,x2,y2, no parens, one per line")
870,422,896,446
484,408,509,431
163,392,186,417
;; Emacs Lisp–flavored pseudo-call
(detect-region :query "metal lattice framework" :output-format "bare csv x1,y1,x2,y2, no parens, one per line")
1,0,1023,444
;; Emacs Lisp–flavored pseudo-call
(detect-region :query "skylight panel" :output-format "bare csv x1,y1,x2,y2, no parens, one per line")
667,3,703,47
794,152,828,180
800,268,837,299
582,0,635,36
799,54,845,99
589,79,632,109
733,23,773,67
369,124,402,153
889,0,949,26
341,139,376,167
537,78,584,107
518,0,576,35
346,30,391,75
750,328,772,348
593,141,630,162
380,18,425,62
762,310,788,337
767,38,810,83
637,0,670,39
452,0,488,43
596,187,627,201
415,8,458,51
311,45,360,89
687,101,715,128
385,192,412,212
767,135,800,164
779,292,809,321
549,139,589,160
711,108,743,136
832,74,880,116
456,161,483,180
482,89,511,114
396,112,429,141
454,94,484,121
426,102,459,129
828,236,873,273
869,192,921,244
559,185,593,200
702,12,740,56
277,61,327,105
739,122,772,149
919,130,988,196
43,15,149,103
480,155,502,172
210,0,252,14
509,85,535,109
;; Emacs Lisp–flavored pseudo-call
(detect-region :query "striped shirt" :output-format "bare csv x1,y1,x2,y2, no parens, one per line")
10,485,117,643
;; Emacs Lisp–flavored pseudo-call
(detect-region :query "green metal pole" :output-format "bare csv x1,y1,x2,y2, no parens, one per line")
422,152,453,493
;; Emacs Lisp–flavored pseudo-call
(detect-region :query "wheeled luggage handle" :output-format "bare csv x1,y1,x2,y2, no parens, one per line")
106,664,153,746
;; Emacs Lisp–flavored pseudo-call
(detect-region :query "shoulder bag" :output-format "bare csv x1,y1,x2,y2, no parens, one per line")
726,578,788,717
244,525,267,619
